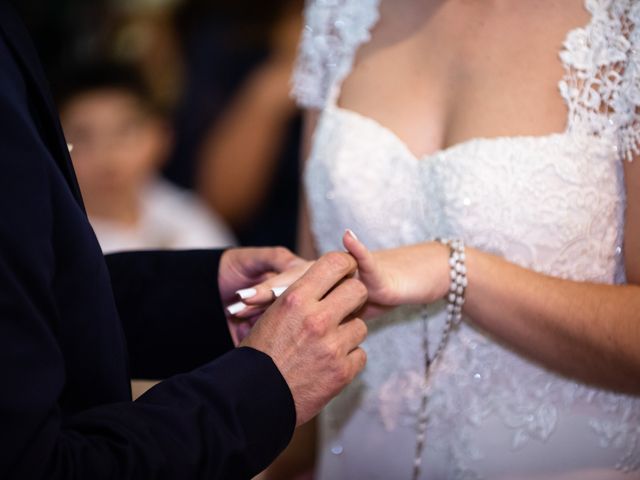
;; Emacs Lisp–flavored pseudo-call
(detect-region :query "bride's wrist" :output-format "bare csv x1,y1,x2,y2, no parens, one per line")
429,241,453,302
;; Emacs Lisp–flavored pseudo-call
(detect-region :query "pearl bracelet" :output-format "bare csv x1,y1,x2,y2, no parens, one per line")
421,238,467,370
440,238,467,328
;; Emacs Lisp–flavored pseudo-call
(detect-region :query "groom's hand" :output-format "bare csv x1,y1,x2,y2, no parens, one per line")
241,252,369,426
218,247,306,343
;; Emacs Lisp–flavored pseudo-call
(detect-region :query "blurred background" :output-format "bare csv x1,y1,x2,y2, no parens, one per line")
13,0,303,254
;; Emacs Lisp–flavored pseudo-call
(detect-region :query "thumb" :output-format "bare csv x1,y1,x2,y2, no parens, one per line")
343,229,376,274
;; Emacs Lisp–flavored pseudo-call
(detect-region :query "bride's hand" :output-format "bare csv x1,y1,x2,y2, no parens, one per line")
342,229,451,309
226,259,314,319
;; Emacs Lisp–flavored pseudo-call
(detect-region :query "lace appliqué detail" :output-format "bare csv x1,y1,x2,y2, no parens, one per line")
559,0,640,161
291,0,380,109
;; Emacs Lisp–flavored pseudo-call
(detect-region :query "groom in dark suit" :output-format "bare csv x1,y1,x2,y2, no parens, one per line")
0,2,368,479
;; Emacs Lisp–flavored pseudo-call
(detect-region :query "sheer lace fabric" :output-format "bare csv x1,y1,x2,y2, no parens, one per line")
294,0,640,478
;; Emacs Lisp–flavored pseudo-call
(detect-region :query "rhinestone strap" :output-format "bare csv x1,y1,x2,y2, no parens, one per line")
412,239,467,480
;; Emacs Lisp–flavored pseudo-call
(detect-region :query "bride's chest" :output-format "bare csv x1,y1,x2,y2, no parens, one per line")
305,111,625,278
338,0,589,158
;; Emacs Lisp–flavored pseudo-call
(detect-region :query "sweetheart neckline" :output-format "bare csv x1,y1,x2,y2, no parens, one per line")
326,105,569,165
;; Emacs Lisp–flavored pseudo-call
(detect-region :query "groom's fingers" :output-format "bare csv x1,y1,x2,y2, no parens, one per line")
344,347,368,382
335,318,368,356
290,252,357,301
240,262,313,305
321,277,368,325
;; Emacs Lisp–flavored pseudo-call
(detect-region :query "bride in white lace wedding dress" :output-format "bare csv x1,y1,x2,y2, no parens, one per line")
286,0,640,478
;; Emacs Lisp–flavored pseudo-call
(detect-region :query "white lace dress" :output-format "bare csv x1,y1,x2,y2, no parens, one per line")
292,0,640,478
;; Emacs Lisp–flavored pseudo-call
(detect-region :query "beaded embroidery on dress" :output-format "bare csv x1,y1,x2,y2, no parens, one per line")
294,0,640,478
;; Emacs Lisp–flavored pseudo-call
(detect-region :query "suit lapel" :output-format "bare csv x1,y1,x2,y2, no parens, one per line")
0,2,85,208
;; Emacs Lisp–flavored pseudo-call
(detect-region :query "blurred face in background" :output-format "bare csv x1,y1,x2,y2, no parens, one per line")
60,89,170,218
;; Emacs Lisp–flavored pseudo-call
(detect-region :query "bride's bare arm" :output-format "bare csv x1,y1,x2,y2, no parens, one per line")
344,155,640,395
459,157,640,394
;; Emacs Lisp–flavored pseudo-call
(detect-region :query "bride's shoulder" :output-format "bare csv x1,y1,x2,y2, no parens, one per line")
291,0,381,109
559,0,639,160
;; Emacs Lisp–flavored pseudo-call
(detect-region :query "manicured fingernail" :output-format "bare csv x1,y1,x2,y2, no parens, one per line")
67,143,74,153
236,288,257,300
227,301,247,315
346,229,359,241
271,286,287,298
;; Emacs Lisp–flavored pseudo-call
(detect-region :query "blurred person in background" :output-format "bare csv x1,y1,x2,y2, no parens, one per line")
56,61,235,254
170,0,303,250
16,0,303,252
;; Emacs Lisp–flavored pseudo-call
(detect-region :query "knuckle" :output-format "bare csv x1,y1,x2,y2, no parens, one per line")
351,279,369,301
338,279,368,310
353,318,368,341
356,349,367,370
281,290,304,311
274,246,293,262
322,341,340,363
333,363,350,385
304,312,329,337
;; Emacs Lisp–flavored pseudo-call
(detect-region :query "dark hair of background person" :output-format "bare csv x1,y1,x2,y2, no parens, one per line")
53,61,157,115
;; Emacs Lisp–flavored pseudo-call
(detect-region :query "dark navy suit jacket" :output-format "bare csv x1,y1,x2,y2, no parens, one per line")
0,2,295,478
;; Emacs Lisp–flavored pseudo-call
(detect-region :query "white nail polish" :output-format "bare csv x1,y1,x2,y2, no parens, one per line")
67,143,74,153
236,288,257,300
271,286,288,298
227,301,247,315
346,229,359,241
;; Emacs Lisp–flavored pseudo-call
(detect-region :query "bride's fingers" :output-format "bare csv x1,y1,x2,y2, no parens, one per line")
227,302,268,319
239,280,292,305
236,261,314,306
235,285,279,305
343,229,376,273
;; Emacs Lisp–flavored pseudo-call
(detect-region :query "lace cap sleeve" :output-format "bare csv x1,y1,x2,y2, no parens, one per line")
620,2,640,161
560,0,640,162
290,0,381,110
